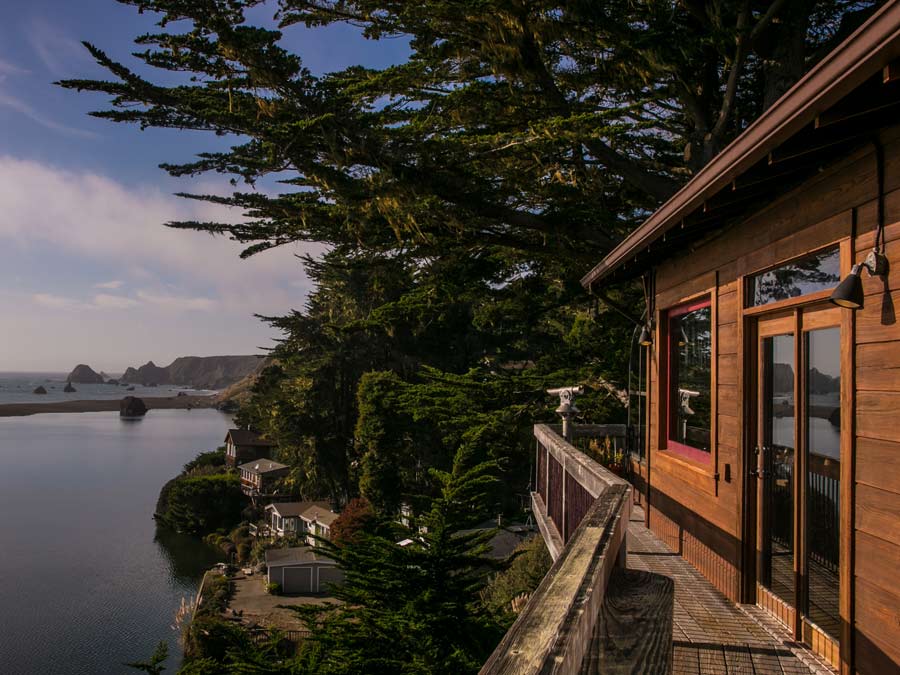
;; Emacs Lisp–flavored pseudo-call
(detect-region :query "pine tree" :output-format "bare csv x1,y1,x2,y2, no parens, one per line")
293,446,506,675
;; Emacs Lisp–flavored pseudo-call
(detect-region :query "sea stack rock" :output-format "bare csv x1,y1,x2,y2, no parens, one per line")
64,382,77,393
120,396,148,418
67,364,105,384
33,386,48,395
120,361,167,386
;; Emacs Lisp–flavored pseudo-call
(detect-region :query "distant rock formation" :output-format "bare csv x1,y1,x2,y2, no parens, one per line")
120,396,148,418
33,386,48,395
67,364,105,384
120,355,264,389
121,361,168,386
64,382,77,393
106,379,119,385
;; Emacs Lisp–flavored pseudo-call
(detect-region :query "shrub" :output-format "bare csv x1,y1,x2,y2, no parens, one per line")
155,473,243,536
183,447,227,474
480,535,552,625
266,582,282,596
331,497,376,545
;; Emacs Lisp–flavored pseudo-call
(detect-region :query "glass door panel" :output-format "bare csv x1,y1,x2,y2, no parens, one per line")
760,333,796,608
804,327,841,640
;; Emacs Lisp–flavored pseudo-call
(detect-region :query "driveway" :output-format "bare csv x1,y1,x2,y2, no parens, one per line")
227,572,336,632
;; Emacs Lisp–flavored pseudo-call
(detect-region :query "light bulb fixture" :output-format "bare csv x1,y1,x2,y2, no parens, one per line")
829,249,888,310
638,322,653,347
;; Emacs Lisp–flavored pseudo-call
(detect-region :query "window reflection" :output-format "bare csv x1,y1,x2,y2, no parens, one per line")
749,247,840,307
805,327,841,640
668,302,712,455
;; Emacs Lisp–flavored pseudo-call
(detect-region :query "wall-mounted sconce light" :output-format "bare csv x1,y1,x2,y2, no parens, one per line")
829,249,888,310
638,322,653,346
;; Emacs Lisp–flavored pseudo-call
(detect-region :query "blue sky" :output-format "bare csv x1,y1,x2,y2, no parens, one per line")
0,0,409,372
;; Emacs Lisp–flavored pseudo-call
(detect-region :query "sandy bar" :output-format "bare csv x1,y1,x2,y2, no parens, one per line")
0,395,219,417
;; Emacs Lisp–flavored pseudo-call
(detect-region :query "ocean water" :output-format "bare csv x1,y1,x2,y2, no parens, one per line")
0,372,215,405
0,409,230,674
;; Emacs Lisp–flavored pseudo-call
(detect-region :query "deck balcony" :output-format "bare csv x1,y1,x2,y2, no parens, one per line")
480,420,837,675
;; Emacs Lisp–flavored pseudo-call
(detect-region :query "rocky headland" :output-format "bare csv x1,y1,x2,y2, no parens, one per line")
119,355,265,389
67,364,105,384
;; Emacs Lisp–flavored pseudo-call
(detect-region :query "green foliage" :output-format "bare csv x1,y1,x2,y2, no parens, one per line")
125,641,168,674
183,616,252,664
156,473,243,536
198,573,233,618
204,523,254,562
66,2,880,670
183,448,226,474
266,582,282,595
292,447,506,675
480,536,553,626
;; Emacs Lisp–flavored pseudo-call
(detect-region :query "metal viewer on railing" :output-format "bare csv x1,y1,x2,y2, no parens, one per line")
547,386,583,442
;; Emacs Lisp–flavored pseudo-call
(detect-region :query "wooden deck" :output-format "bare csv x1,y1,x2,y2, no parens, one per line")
583,506,838,675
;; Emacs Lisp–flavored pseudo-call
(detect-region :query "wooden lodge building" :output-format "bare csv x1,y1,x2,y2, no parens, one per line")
224,428,274,467
482,5,900,675
576,6,900,673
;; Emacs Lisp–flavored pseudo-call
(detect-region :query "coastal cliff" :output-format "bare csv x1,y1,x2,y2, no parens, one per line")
119,355,265,389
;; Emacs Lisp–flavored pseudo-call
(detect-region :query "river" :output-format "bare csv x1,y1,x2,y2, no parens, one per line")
0,409,229,674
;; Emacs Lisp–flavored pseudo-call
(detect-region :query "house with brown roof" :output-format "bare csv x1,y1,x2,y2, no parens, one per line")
224,428,274,467
238,459,290,501
264,501,332,539
300,505,339,547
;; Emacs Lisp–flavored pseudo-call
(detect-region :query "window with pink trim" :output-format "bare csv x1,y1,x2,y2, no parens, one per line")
666,298,712,463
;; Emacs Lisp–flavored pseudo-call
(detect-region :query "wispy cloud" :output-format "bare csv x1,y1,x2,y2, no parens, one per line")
0,155,316,317
0,58,29,81
135,290,217,312
93,293,139,309
32,292,139,311
25,17,92,78
0,91,98,139
33,293,85,310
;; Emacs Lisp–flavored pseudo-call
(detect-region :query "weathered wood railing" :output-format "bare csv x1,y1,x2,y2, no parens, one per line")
534,424,627,559
481,423,631,675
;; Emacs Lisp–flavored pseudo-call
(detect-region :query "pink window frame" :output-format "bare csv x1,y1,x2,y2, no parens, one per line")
665,297,713,464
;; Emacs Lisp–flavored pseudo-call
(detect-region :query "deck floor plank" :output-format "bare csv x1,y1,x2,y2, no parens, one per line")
582,506,837,675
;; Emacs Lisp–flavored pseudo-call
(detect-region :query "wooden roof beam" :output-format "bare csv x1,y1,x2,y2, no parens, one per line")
884,59,900,83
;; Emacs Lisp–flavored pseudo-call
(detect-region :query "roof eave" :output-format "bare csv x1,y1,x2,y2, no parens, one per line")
582,2,900,289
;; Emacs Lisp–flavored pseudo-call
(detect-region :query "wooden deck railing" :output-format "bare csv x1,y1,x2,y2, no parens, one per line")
534,423,627,558
480,423,631,675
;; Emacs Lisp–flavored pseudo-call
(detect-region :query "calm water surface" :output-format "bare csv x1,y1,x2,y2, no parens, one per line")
0,373,215,405
0,409,229,674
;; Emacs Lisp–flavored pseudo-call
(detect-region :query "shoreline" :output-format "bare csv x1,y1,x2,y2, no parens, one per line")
0,395,220,417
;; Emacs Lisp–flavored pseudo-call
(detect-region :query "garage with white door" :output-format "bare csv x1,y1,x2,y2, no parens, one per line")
266,547,343,594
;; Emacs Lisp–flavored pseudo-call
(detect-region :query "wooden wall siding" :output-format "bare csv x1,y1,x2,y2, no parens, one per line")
852,194,900,674
639,125,900,671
